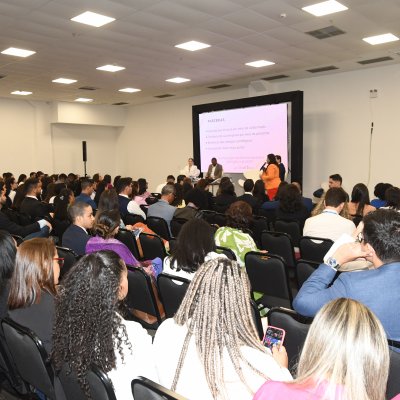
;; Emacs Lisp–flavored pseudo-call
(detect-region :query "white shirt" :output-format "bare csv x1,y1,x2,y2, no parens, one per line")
107,317,157,400
180,164,200,179
303,209,356,242
153,319,292,400
120,194,146,220
210,165,216,179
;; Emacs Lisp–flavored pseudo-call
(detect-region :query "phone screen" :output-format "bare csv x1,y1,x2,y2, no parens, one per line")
262,326,285,350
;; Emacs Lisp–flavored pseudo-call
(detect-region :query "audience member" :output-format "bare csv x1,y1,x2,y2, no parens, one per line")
147,184,176,234
5,176,18,206
214,178,236,213
348,183,376,219
303,188,355,241
313,173,343,200
215,201,258,266
156,175,176,193
291,181,313,212
134,178,150,205
253,179,269,205
182,178,193,198
62,202,94,255
174,188,206,221
153,258,291,400
180,157,200,179
381,187,400,211
294,209,400,347
116,177,146,220
196,178,214,210
237,179,261,213
8,238,60,352
260,154,281,200
255,298,390,400
276,155,286,182
52,188,74,238
17,174,26,186
74,178,97,210
371,182,393,209
113,175,121,188
172,182,185,207
51,251,156,399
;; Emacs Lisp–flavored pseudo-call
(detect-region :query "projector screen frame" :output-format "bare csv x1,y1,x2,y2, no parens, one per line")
192,90,303,185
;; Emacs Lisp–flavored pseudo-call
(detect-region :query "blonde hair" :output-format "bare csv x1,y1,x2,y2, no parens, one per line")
294,298,389,400
172,258,268,399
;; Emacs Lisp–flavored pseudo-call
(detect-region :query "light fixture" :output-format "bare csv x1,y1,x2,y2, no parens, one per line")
175,40,211,51
245,60,275,68
1,47,36,57
52,78,77,84
363,33,399,45
96,64,125,72
118,88,141,93
166,77,191,83
11,90,32,96
71,11,115,27
75,98,93,102
302,0,348,17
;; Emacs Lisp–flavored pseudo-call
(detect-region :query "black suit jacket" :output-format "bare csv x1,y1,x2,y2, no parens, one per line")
20,197,51,223
237,193,261,213
62,224,90,256
0,210,40,237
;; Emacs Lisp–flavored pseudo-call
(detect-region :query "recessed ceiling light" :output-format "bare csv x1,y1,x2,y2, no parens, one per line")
71,11,115,27
1,47,36,57
52,78,77,84
175,40,211,51
11,90,32,96
363,33,399,45
118,87,141,93
302,0,348,17
75,98,93,102
245,60,275,68
166,77,191,83
96,64,125,72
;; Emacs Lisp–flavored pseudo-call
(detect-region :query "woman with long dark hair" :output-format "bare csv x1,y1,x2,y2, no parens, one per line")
348,183,375,218
260,154,281,200
51,251,156,399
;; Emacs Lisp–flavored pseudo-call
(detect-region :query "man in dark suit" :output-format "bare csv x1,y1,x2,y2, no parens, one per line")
237,179,260,213
205,157,223,182
62,202,94,255
19,178,52,223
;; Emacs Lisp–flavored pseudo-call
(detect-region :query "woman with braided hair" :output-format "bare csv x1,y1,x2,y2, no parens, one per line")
51,250,156,399
153,257,292,400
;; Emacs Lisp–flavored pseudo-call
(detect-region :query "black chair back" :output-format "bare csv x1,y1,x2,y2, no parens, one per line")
299,236,333,264
11,234,24,246
170,218,187,238
139,232,167,261
202,210,216,225
157,273,190,318
267,307,312,374
296,259,320,289
56,246,79,280
132,376,188,400
216,246,237,260
214,212,227,227
57,364,116,400
126,266,163,326
275,220,301,247
261,231,296,268
251,215,270,247
123,213,145,226
116,229,141,260
2,318,56,399
146,216,172,240
387,348,400,399
250,300,264,340
245,251,293,309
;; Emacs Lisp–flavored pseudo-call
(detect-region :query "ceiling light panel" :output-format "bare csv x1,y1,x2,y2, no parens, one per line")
96,64,125,72
52,78,77,84
119,88,141,93
166,77,191,83
245,60,275,68
363,33,399,45
71,11,115,27
302,1,348,17
175,40,211,51
75,98,93,102
11,91,32,95
1,47,36,57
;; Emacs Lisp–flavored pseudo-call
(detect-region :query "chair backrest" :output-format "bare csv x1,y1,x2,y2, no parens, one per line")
126,266,162,326
296,259,320,289
170,218,187,238
214,212,227,227
157,273,190,318
245,251,292,309
275,220,301,247
201,209,216,225
2,318,56,399
132,376,188,400
116,229,141,260
250,300,264,340
123,213,145,226
387,348,400,399
251,215,270,246
216,246,237,260
56,246,79,280
57,363,116,400
146,216,172,240
260,231,296,268
139,232,167,261
11,234,24,246
266,307,312,374
299,236,333,264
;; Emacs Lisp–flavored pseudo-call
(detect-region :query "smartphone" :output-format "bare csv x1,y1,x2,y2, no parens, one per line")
262,326,286,350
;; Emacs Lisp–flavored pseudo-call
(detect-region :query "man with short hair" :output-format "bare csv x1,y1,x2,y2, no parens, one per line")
237,179,260,212
205,157,223,182
147,184,176,233
62,202,94,255
19,178,52,223
303,187,355,241
156,175,176,193
276,155,286,182
116,177,146,220
294,209,400,344
313,173,343,199
75,178,97,210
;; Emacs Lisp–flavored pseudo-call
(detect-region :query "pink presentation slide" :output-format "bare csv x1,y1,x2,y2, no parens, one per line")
199,103,288,173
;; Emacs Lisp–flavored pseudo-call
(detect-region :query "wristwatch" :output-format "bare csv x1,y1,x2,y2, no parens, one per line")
326,257,340,271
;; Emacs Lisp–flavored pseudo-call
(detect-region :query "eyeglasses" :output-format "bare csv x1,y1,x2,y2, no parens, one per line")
53,257,65,267
356,232,364,244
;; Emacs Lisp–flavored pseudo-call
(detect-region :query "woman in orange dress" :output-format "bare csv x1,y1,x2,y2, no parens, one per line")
260,154,281,200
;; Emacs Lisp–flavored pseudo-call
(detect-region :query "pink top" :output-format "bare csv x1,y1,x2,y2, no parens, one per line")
253,380,343,400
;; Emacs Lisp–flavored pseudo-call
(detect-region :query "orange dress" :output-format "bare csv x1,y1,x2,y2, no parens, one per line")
261,164,281,200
